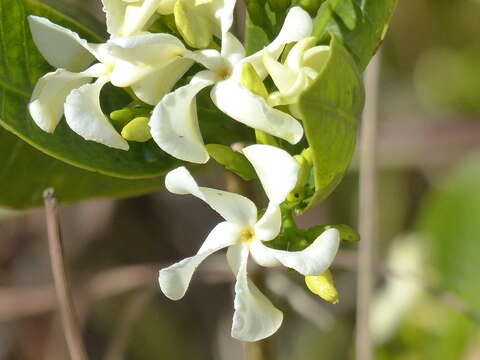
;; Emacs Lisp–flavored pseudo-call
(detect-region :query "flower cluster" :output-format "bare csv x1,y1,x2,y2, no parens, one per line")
28,0,341,341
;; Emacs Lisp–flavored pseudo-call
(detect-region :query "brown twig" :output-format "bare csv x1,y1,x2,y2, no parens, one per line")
43,188,89,360
356,51,382,360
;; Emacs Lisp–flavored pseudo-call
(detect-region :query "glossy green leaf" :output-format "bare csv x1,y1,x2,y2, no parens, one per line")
296,35,364,212
0,126,164,209
417,153,480,313
312,0,397,71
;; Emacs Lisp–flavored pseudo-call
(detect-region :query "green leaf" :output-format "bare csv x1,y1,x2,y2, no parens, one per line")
0,126,164,209
417,153,480,314
296,35,364,212
206,144,257,181
0,0,180,179
312,0,397,70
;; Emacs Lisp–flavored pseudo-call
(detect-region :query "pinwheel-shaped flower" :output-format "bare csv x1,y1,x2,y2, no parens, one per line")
263,36,330,109
149,6,313,164
159,144,340,341
28,15,193,150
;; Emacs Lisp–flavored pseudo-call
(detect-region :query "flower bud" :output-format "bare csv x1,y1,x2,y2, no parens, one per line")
305,270,339,304
121,117,152,142
268,0,291,13
240,62,269,100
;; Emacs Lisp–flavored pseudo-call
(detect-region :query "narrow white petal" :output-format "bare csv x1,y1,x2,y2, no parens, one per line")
228,244,283,342
131,57,193,105
149,72,214,163
212,0,236,35
263,50,298,94
250,228,340,275
249,240,281,267
159,221,240,300
238,7,312,79
221,32,246,65
101,0,128,37
29,69,92,133
285,37,317,70
165,167,258,226
184,49,226,74
253,203,282,242
122,0,164,36
28,16,95,72
157,0,177,14
64,77,129,150
211,80,304,144
243,144,300,204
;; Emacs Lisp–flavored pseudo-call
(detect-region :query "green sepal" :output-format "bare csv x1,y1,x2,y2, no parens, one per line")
296,35,364,213
206,144,258,181
306,224,360,243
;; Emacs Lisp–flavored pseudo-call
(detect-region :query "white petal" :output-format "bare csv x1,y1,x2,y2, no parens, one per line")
104,33,187,86
29,69,92,133
102,0,128,37
285,37,317,70
227,244,283,342
221,32,246,65
211,80,304,144
131,57,193,105
250,228,340,275
157,0,177,14
249,240,281,267
64,77,129,150
165,167,258,226
159,221,240,300
243,144,300,204
212,0,236,35
254,203,281,242
238,7,312,79
263,50,298,94
122,0,163,36
149,72,214,163
184,49,226,74
28,16,95,72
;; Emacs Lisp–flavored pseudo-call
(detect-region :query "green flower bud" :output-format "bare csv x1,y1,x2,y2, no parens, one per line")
240,62,269,100
121,117,152,142
174,0,212,48
206,144,257,181
297,0,323,16
110,108,134,124
305,270,339,304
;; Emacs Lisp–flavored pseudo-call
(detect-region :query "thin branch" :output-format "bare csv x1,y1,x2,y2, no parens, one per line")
43,188,89,360
356,51,382,360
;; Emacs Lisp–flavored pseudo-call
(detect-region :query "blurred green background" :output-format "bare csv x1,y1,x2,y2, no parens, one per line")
1,0,480,359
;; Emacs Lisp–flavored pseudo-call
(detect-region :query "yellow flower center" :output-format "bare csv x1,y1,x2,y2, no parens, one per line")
240,227,255,243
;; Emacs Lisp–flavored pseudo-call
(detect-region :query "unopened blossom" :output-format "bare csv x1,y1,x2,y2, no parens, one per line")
263,36,330,110
159,144,340,341
149,6,313,164
28,16,192,150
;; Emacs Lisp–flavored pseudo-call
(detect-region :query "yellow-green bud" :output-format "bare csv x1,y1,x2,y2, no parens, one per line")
268,0,291,13
240,62,269,100
298,0,322,16
305,271,339,304
110,108,134,123
121,117,152,142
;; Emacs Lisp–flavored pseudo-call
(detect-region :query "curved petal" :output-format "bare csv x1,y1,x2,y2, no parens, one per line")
28,16,95,72
29,69,92,133
285,37,317,70
102,0,128,36
122,0,163,36
238,7,312,79
227,244,283,342
64,77,129,150
104,33,187,86
263,50,298,93
159,221,240,300
253,203,281,242
249,240,281,267
243,144,300,204
211,80,304,144
165,167,258,227
250,228,340,275
131,57,194,105
221,32,246,66
184,49,226,74
149,72,214,163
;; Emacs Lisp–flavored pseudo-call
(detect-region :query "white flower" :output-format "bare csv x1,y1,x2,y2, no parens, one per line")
28,16,192,150
263,36,330,109
149,7,313,164
159,144,340,341
102,0,235,47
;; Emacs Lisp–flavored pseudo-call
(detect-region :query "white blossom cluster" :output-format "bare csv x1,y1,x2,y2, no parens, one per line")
28,0,339,341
